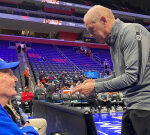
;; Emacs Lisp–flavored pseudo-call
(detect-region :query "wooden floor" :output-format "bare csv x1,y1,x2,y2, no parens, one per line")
93,112,123,135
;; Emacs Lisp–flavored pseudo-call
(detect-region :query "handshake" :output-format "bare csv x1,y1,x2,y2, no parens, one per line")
72,79,95,97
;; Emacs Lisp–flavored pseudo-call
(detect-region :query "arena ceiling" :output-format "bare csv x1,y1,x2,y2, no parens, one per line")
3,0,150,14
0,0,149,36
69,0,150,15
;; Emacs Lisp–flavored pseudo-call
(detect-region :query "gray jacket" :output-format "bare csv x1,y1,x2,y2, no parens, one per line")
95,19,150,110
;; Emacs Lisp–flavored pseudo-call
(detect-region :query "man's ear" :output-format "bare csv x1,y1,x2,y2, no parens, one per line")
100,16,107,24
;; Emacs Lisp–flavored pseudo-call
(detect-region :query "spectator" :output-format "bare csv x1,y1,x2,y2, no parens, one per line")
58,71,67,83
39,71,45,82
88,93,101,112
58,81,64,90
72,71,79,83
16,42,21,53
46,82,55,101
42,57,46,61
55,84,60,93
39,71,46,84
44,76,49,88
64,80,70,89
70,81,76,90
104,59,110,69
79,72,84,83
22,43,27,53
82,76,87,82
24,67,29,87
34,83,47,100
109,92,120,101
79,47,84,54
60,85,67,90
21,87,34,103
109,92,123,110
76,80,81,86
86,49,91,57
48,72,55,84
99,93,112,112
0,58,38,135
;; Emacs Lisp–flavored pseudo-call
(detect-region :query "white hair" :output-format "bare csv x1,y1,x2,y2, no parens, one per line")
84,5,115,23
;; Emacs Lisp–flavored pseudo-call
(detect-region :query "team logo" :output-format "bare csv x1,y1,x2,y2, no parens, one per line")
135,34,142,41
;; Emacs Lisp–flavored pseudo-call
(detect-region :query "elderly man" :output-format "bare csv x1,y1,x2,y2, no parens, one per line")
73,5,150,135
0,58,46,135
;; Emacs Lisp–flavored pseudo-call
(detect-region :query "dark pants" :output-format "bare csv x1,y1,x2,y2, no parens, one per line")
24,76,29,87
88,98,100,110
99,100,112,110
121,109,150,135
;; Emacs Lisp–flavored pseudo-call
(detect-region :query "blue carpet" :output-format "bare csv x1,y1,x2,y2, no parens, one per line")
93,112,123,135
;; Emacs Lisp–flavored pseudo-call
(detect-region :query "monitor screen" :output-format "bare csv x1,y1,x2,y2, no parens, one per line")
84,71,98,78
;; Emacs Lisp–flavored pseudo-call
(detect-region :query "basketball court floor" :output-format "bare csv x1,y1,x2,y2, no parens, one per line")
93,112,123,135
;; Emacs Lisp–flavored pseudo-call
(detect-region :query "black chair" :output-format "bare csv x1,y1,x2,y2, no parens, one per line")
46,85,56,101
70,93,79,107
22,100,32,113
60,93,70,101
37,94,46,100
51,93,61,103
79,93,87,100
70,93,79,100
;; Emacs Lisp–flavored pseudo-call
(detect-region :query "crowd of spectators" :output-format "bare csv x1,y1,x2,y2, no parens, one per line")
37,71,86,91
23,70,124,113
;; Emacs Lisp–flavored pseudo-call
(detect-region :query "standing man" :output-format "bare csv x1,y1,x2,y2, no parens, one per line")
72,71,79,84
24,67,29,87
0,58,38,135
72,5,150,135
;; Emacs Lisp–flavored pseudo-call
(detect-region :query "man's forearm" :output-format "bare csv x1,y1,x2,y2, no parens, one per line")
95,74,115,83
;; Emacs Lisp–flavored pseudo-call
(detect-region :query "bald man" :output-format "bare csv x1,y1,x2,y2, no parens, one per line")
72,5,150,135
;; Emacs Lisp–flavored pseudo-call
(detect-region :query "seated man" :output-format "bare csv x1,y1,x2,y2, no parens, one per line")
48,72,55,85
46,82,55,101
99,93,112,112
0,58,38,135
21,87,34,103
87,93,100,112
34,83,47,100
109,92,120,101
21,87,34,113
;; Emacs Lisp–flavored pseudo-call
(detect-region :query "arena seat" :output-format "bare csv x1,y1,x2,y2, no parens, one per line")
21,100,32,113
70,93,79,100
58,45,104,72
27,44,79,82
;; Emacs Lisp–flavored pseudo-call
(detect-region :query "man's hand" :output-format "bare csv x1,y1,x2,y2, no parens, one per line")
82,79,94,85
24,121,30,126
72,80,95,97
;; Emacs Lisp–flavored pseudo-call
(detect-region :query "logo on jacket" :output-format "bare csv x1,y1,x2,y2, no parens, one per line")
135,35,142,41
